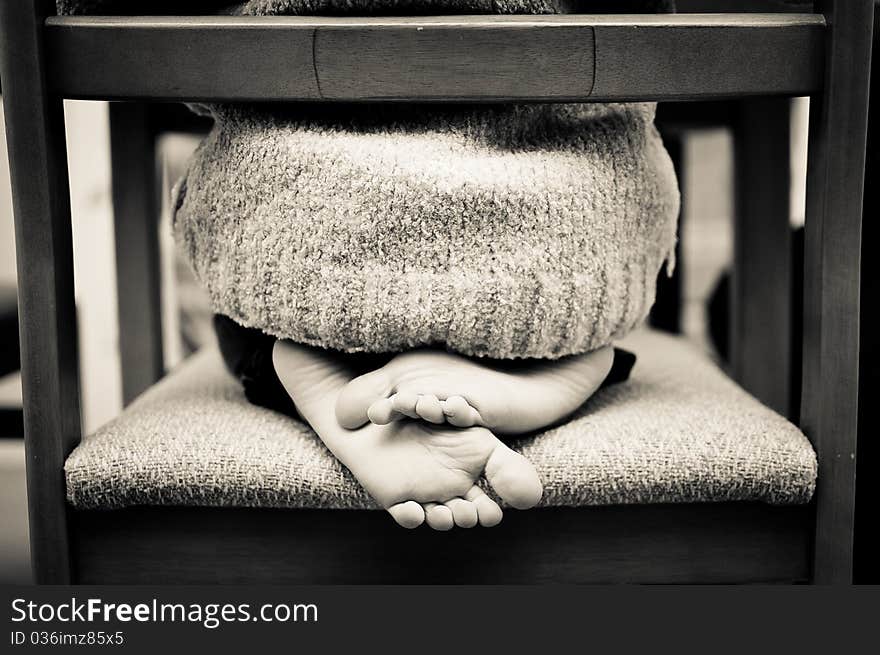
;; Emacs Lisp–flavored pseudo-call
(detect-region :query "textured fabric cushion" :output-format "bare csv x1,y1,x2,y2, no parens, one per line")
65,330,817,510
173,102,679,359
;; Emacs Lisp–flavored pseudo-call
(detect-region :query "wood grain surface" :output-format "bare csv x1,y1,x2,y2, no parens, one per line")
45,14,824,102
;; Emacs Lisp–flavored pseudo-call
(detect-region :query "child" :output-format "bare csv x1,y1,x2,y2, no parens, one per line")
175,99,677,530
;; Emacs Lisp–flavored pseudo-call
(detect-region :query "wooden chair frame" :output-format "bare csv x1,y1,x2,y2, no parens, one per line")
0,0,871,584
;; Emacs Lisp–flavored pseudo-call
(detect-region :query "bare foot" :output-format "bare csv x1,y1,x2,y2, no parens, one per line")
335,347,614,435
273,341,543,530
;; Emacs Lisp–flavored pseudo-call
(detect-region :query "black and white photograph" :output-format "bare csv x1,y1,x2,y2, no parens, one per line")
0,0,877,646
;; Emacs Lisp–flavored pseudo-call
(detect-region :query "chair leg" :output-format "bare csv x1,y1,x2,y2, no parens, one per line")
731,97,793,418
109,102,164,405
802,0,873,584
0,0,81,584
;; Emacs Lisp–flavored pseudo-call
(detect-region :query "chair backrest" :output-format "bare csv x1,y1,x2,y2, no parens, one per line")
0,0,872,584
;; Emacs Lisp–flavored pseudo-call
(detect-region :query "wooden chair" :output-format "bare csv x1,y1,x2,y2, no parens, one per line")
0,0,871,584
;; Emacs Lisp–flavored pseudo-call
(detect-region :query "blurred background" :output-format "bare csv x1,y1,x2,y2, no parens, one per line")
0,96,813,584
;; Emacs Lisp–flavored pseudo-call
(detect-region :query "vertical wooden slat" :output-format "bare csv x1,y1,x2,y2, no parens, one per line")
109,102,164,404
0,0,80,584
731,97,793,418
802,0,873,584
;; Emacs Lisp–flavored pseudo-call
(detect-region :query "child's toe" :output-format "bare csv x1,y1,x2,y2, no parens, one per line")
442,395,480,427
366,398,398,425
387,501,425,529
484,444,543,510
391,392,421,419
415,394,445,424
423,503,455,531
465,487,503,527
444,497,478,528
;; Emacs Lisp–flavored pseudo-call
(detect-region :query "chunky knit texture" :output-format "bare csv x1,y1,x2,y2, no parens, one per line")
65,329,817,510
174,102,679,358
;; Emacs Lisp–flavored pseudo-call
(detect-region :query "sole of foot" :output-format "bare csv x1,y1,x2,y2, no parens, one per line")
335,347,614,435
273,340,543,530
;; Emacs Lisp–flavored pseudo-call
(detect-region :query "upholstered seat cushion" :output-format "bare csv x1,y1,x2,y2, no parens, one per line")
64,329,817,510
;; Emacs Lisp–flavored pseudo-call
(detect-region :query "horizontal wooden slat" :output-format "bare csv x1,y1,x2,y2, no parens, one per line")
45,14,825,101
72,504,812,584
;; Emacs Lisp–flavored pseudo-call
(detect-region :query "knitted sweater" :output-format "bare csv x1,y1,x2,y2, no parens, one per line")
173,102,678,359
61,0,680,359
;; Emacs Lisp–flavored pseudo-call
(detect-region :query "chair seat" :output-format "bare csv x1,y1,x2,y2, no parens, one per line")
65,329,816,510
